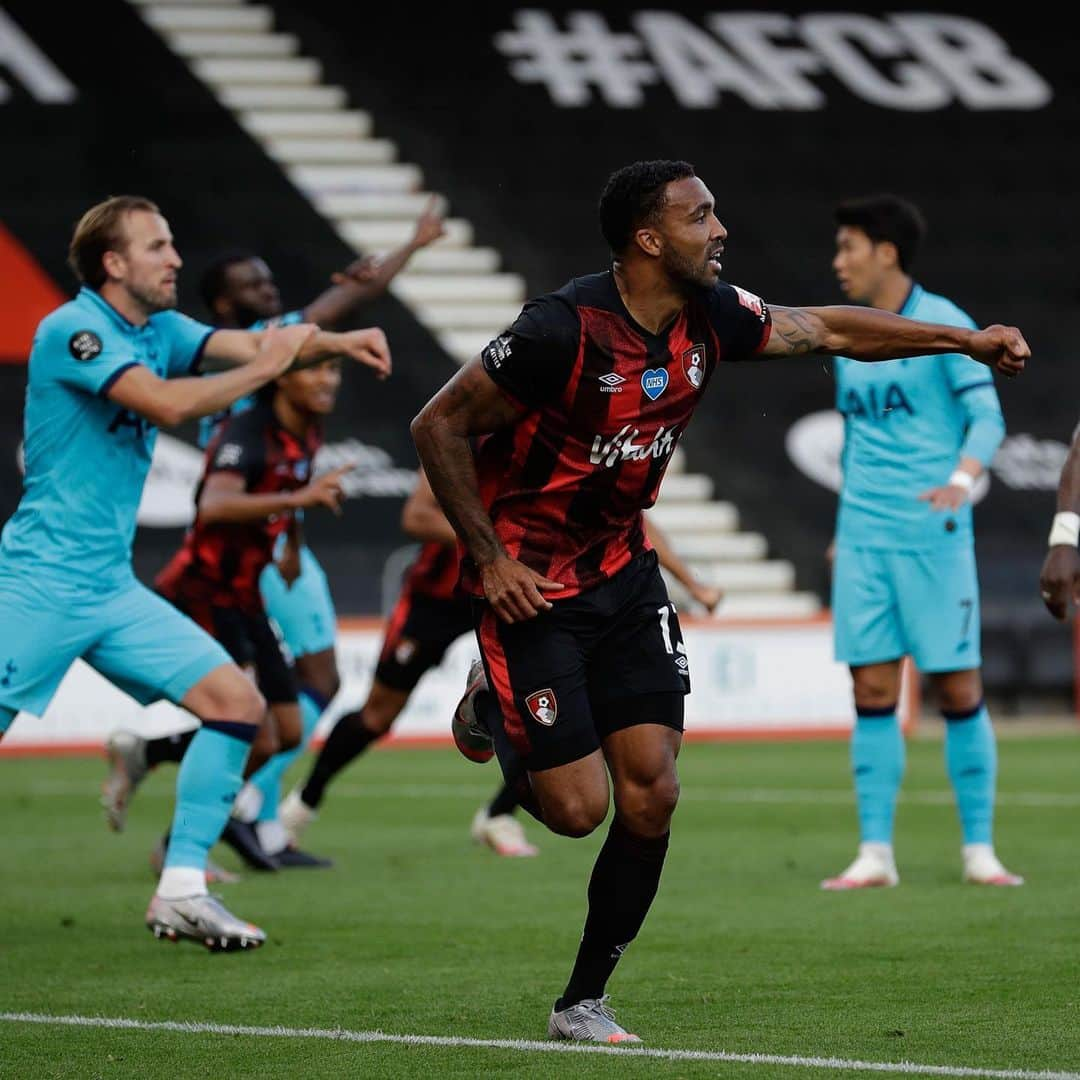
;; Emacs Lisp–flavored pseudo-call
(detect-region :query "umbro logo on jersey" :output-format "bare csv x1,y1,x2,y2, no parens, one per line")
69,330,102,362
598,372,625,393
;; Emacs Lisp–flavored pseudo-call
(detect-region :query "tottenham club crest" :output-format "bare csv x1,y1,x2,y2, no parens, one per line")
525,688,558,727
683,345,706,390
69,330,103,362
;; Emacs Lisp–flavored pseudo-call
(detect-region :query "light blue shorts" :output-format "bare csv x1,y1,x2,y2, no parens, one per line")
0,573,231,717
832,544,981,673
259,545,337,659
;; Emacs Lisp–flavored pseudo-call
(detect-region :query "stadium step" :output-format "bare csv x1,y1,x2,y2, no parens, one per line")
689,560,796,593
416,303,523,331
219,85,348,110
391,274,525,304
340,220,474,252
660,531,767,561
399,248,501,275
648,502,739,534
436,331,491,365
142,6,273,32
287,164,422,194
654,473,714,502
168,31,299,57
193,56,321,85
240,111,374,139
313,192,440,218
265,138,398,165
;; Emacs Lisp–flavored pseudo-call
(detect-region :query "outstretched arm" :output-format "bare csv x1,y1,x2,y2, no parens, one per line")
761,305,1028,377
410,358,564,623
645,514,721,613
1039,427,1080,620
310,195,448,320
107,324,315,428
205,326,392,380
198,466,351,525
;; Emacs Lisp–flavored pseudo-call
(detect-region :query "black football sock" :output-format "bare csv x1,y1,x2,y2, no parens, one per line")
486,782,520,818
299,708,379,809
145,729,196,768
557,819,670,1010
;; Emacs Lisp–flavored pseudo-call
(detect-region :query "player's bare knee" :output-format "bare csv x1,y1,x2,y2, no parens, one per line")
364,706,397,736
274,716,302,752
618,773,680,835
296,651,340,704
936,679,983,715
852,682,897,711
543,796,607,838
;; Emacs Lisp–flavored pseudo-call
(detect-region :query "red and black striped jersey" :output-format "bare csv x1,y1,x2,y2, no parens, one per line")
403,540,461,602
156,400,321,612
463,271,771,599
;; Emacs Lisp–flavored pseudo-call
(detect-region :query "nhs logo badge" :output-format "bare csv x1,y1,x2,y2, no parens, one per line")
641,368,668,401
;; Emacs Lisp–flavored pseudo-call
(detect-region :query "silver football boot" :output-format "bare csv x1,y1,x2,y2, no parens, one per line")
101,729,149,832
451,658,494,763
548,996,642,1044
146,893,266,952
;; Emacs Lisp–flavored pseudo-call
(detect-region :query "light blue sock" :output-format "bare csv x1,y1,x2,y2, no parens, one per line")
165,723,255,870
253,690,325,823
0,705,15,735
851,706,905,844
944,703,996,846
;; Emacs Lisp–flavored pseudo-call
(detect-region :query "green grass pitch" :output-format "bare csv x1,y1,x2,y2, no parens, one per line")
2,734,1079,1078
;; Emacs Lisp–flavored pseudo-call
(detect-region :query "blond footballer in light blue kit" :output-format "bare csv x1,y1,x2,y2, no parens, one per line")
0,196,390,947
822,194,1023,891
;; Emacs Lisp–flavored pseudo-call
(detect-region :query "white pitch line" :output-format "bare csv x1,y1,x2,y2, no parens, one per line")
1,1012,1077,1079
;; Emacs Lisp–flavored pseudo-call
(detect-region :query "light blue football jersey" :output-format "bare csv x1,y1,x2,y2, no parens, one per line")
0,287,214,589
834,284,1005,550
197,309,305,448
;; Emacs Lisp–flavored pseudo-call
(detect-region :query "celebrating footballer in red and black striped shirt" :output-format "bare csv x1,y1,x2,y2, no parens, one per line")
410,159,1029,1045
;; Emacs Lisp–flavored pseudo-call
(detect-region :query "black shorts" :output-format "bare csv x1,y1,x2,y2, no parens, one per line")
374,590,473,692
472,549,687,772
167,596,297,706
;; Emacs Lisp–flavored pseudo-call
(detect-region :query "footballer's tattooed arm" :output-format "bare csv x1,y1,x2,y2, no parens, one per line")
411,358,563,623
761,304,1029,376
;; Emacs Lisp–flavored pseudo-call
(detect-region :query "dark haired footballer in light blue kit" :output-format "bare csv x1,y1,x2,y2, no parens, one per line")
822,194,1023,891
0,195,390,950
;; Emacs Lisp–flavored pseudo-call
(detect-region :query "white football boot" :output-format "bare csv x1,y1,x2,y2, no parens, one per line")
820,842,899,890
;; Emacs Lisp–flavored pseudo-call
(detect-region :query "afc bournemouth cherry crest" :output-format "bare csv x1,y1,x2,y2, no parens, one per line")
525,688,558,726
683,344,706,390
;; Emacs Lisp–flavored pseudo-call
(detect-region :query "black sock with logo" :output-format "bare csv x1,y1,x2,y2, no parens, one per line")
556,819,670,1009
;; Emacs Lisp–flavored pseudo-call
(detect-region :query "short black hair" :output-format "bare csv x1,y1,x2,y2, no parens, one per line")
599,160,697,254
199,249,259,311
834,194,927,273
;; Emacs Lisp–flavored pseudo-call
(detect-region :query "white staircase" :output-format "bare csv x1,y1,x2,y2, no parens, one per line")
131,0,820,620
651,450,820,617
133,0,520,367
